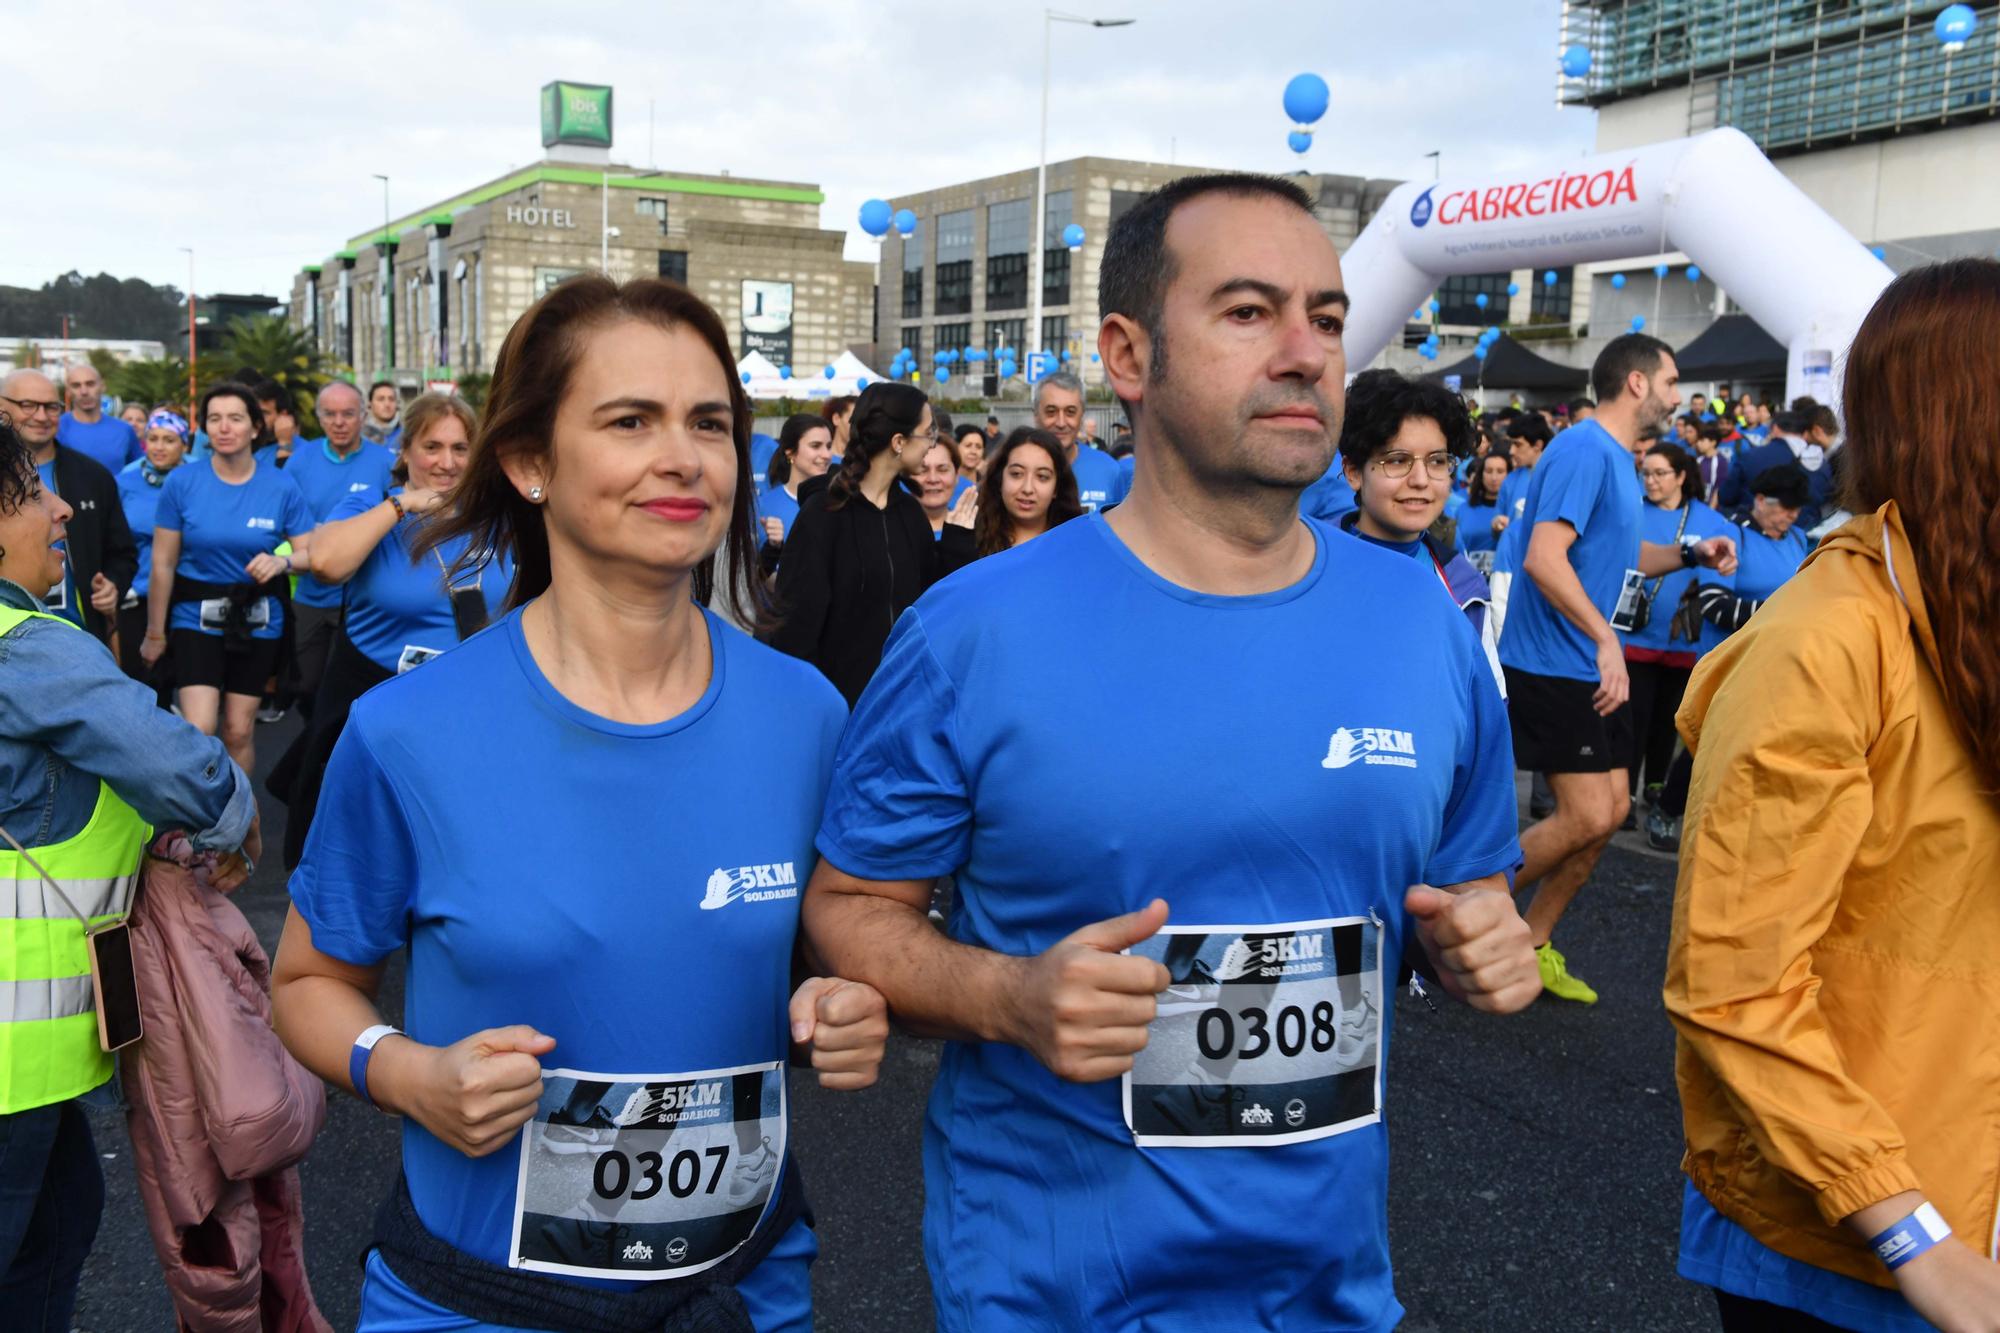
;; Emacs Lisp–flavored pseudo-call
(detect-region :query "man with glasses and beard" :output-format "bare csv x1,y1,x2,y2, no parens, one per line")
802,173,1541,1331
1497,335,1737,1005
0,369,135,644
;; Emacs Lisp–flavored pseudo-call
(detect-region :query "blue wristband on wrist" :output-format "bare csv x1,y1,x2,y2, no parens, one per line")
349,1024,401,1108
1870,1202,1952,1271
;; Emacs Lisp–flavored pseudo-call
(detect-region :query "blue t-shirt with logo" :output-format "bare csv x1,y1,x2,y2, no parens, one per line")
1496,420,1643,681
34,461,81,625
1490,463,1537,574
155,458,314,640
324,489,515,674
1696,519,1810,655
282,440,397,608
116,461,176,600
757,484,801,542
816,513,1520,1332
1069,444,1121,513
56,413,141,473
292,606,844,1333
1621,500,1733,658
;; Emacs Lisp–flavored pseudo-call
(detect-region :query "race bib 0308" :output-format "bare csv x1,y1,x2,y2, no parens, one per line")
508,1062,786,1279
1122,916,1384,1148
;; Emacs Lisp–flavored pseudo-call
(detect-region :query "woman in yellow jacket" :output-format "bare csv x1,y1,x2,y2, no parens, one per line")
1666,259,2000,1331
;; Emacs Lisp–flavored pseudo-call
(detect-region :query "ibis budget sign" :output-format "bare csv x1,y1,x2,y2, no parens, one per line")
541,81,612,149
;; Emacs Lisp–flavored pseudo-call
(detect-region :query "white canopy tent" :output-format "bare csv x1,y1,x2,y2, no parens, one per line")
737,349,885,402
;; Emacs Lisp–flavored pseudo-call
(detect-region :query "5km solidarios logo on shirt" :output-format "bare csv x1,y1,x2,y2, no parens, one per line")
1321,727,1417,770
701,862,800,910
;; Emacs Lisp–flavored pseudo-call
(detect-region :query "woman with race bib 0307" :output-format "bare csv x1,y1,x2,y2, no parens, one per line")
270,276,889,1333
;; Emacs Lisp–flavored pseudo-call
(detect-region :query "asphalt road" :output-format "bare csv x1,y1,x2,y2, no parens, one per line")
76,722,1714,1331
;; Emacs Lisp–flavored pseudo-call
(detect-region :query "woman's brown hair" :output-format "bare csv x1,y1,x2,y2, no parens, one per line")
416,275,765,625
390,391,478,485
973,426,1082,558
1840,257,2000,788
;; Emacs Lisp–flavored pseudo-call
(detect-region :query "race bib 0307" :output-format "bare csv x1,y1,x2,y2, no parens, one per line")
1122,915,1384,1148
508,1062,786,1279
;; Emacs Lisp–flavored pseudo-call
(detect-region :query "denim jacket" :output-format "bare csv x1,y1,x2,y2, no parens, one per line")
0,577,252,852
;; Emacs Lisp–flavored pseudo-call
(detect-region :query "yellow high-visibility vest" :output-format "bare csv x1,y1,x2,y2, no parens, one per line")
0,604,150,1113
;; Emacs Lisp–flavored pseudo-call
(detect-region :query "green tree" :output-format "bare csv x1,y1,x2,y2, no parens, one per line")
109,357,192,412
204,315,348,433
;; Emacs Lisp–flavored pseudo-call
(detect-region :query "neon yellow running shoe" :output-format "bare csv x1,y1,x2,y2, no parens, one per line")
1536,943,1599,1005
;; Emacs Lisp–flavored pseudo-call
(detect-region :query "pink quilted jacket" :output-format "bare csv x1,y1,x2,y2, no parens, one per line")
121,849,331,1332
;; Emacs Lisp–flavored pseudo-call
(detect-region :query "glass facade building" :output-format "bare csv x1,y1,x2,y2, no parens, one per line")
1560,1,2000,155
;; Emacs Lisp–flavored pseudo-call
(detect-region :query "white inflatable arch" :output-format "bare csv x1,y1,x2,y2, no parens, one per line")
1339,128,1892,408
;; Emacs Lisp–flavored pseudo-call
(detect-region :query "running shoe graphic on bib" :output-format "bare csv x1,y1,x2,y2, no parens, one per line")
1124,915,1384,1147
509,1062,786,1279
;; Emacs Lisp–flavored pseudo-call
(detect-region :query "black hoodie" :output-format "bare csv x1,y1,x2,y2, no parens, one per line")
764,473,972,706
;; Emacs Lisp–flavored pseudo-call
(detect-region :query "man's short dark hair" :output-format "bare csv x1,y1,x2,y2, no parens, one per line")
1098,172,1316,412
1590,333,1675,405
1569,397,1595,412
369,379,397,396
1507,414,1553,446
1337,369,1476,468
1750,462,1812,509
251,377,289,411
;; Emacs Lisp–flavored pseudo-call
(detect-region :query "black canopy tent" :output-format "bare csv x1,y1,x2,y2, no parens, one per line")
1669,314,1788,385
1424,334,1589,393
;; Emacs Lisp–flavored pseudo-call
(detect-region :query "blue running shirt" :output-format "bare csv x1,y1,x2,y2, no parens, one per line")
1496,420,1644,681
1695,520,1810,655
1620,500,1732,659
155,458,314,639
1069,444,1122,513
116,462,173,600
56,413,141,472
282,440,397,608
756,484,802,542
323,489,515,673
292,607,845,1332
816,513,1521,1332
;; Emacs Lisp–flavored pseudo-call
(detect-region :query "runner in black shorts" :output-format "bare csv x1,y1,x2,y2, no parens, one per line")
1494,335,1735,1004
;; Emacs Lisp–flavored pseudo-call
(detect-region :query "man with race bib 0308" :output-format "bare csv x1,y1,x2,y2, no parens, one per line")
804,174,1541,1332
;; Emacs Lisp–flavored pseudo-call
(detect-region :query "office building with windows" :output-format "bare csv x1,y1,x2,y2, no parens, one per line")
289,154,874,391
880,157,1403,388
1557,0,2000,360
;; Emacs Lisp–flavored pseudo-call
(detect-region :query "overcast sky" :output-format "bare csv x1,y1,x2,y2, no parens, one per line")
5,0,1596,298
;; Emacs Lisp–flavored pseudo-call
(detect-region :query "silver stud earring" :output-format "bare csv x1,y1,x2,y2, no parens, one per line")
528,486,544,502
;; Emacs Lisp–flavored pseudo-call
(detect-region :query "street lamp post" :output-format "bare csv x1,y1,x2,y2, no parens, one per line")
178,247,195,413
1030,10,1134,372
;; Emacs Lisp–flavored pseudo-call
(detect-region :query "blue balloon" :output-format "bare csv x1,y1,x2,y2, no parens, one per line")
965,348,987,363
1506,282,1520,297
1686,265,1702,282
779,366,792,380
1474,293,1489,309
1428,300,1441,314
740,371,751,385
1090,354,1100,363
1630,315,1646,332
823,365,836,379
1282,73,1331,125
1062,223,1086,249
857,378,869,389
1542,269,1558,286
1936,3,1977,46
1473,346,1488,362
1000,361,1016,377
858,198,892,237
897,346,911,358
1871,245,1887,260
1611,273,1627,289
1654,262,1670,278
1560,44,1592,78
937,368,951,384
1287,130,1313,155
1059,350,1070,362
1413,309,1427,323
893,208,917,236
1484,326,1500,340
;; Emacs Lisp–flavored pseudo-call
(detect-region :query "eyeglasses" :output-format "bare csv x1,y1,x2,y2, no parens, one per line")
0,395,62,419
1370,452,1457,480
904,427,940,444
1640,468,1679,480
